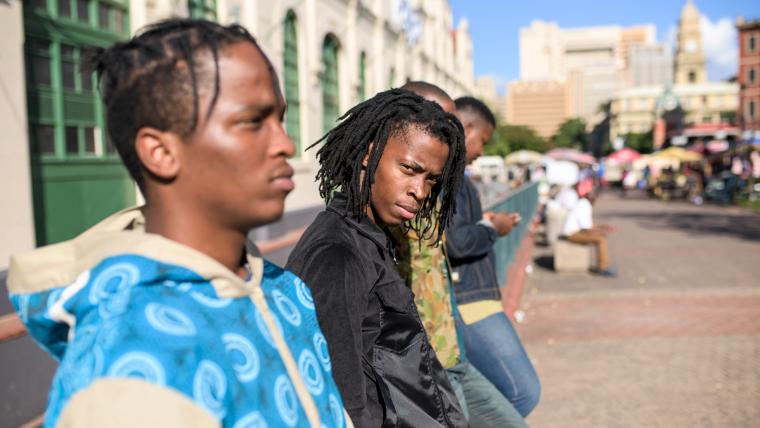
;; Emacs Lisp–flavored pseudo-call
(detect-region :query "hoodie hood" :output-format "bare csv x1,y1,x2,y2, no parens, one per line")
7,206,264,360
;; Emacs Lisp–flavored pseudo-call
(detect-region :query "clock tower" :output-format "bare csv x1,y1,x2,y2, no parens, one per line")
674,0,707,84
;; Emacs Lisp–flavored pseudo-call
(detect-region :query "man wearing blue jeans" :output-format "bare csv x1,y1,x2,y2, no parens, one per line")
395,81,527,427
447,97,541,417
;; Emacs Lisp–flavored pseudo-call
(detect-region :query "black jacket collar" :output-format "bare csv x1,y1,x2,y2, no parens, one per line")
327,193,395,259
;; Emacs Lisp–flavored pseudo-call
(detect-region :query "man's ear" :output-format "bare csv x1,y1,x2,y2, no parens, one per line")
361,142,375,168
134,127,182,181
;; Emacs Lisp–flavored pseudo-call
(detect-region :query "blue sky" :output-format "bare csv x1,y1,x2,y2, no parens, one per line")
448,0,759,92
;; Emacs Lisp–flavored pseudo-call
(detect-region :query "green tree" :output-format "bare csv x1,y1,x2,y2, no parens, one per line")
552,118,588,151
624,130,654,154
484,124,551,157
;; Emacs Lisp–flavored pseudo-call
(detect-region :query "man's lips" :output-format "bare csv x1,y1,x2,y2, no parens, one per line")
271,165,295,192
396,203,419,220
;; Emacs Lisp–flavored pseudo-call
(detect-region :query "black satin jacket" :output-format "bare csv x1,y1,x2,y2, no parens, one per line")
286,194,467,428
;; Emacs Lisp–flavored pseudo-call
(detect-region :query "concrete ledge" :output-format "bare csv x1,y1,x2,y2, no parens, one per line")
554,239,592,273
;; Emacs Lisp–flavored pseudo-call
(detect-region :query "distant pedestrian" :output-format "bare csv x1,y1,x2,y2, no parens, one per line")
562,186,616,276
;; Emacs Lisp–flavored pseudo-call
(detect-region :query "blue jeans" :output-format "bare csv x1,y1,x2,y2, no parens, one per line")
446,361,528,428
457,312,541,417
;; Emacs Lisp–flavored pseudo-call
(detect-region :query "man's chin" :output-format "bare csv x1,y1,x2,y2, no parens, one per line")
381,215,405,228
248,206,285,229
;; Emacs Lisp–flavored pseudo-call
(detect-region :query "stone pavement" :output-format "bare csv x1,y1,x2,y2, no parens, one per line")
519,191,760,428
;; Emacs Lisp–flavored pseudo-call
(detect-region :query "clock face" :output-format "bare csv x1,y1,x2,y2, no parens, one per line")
685,39,697,53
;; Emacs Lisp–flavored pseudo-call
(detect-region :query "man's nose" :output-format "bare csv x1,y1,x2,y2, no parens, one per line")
409,177,425,201
275,121,296,157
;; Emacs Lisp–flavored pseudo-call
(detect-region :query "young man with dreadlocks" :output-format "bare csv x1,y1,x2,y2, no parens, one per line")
7,19,350,428
286,89,467,427
393,82,528,428
447,97,541,417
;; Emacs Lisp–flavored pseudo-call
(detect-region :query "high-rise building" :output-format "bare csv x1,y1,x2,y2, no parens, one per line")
621,25,657,68
506,80,568,138
737,17,760,140
519,20,564,81
474,75,507,123
626,43,673,87
511,20,656,136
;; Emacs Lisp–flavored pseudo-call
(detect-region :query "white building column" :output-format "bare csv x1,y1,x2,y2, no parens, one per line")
0,2,36,265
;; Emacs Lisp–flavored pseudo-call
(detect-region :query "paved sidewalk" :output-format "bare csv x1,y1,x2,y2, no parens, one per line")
520,192,760,428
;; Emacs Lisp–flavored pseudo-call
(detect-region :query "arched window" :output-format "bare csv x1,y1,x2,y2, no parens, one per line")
322,34,340,133
688,70,696,83
283,10,300,154
357,51,366,101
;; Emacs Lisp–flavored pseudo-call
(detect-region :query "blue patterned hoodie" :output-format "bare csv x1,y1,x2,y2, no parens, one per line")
7,207,352,428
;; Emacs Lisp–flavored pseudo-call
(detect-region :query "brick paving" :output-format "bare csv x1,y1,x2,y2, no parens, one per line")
519,191,760,428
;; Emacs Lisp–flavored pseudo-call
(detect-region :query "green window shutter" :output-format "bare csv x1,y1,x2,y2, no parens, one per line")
322,35,340,134
24,0,129,160
389,67,396,89
283,10,301,156
188,0,217,20
357,51,366,101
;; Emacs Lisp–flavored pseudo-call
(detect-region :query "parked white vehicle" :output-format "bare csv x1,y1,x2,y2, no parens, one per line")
471,156,507,183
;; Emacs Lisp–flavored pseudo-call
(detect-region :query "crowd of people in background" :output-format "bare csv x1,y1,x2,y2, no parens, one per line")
615,149,760,205
6,19,541,428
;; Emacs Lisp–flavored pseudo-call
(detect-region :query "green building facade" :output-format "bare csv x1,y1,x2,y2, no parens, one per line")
24,0,135,246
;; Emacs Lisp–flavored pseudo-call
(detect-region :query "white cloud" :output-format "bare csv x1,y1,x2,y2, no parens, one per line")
700,15,738,81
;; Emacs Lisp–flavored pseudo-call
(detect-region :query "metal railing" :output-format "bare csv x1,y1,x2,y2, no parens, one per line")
484,181,540,286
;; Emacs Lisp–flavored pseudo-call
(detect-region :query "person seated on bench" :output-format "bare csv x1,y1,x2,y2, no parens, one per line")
560,186,616,276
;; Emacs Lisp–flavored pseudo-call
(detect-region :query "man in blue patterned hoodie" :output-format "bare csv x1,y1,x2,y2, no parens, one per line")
7,19,351,428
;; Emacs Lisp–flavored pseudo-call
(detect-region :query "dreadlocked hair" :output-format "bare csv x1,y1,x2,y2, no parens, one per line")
308,89,466,242
84,18,265,193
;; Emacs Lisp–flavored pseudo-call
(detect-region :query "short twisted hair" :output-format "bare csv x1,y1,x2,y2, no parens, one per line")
87,18,267,193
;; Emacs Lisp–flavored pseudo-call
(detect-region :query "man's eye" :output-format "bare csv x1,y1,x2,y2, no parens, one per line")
243,116,266,129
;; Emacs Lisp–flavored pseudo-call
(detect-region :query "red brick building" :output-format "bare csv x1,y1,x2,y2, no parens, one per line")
737,18,760,141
